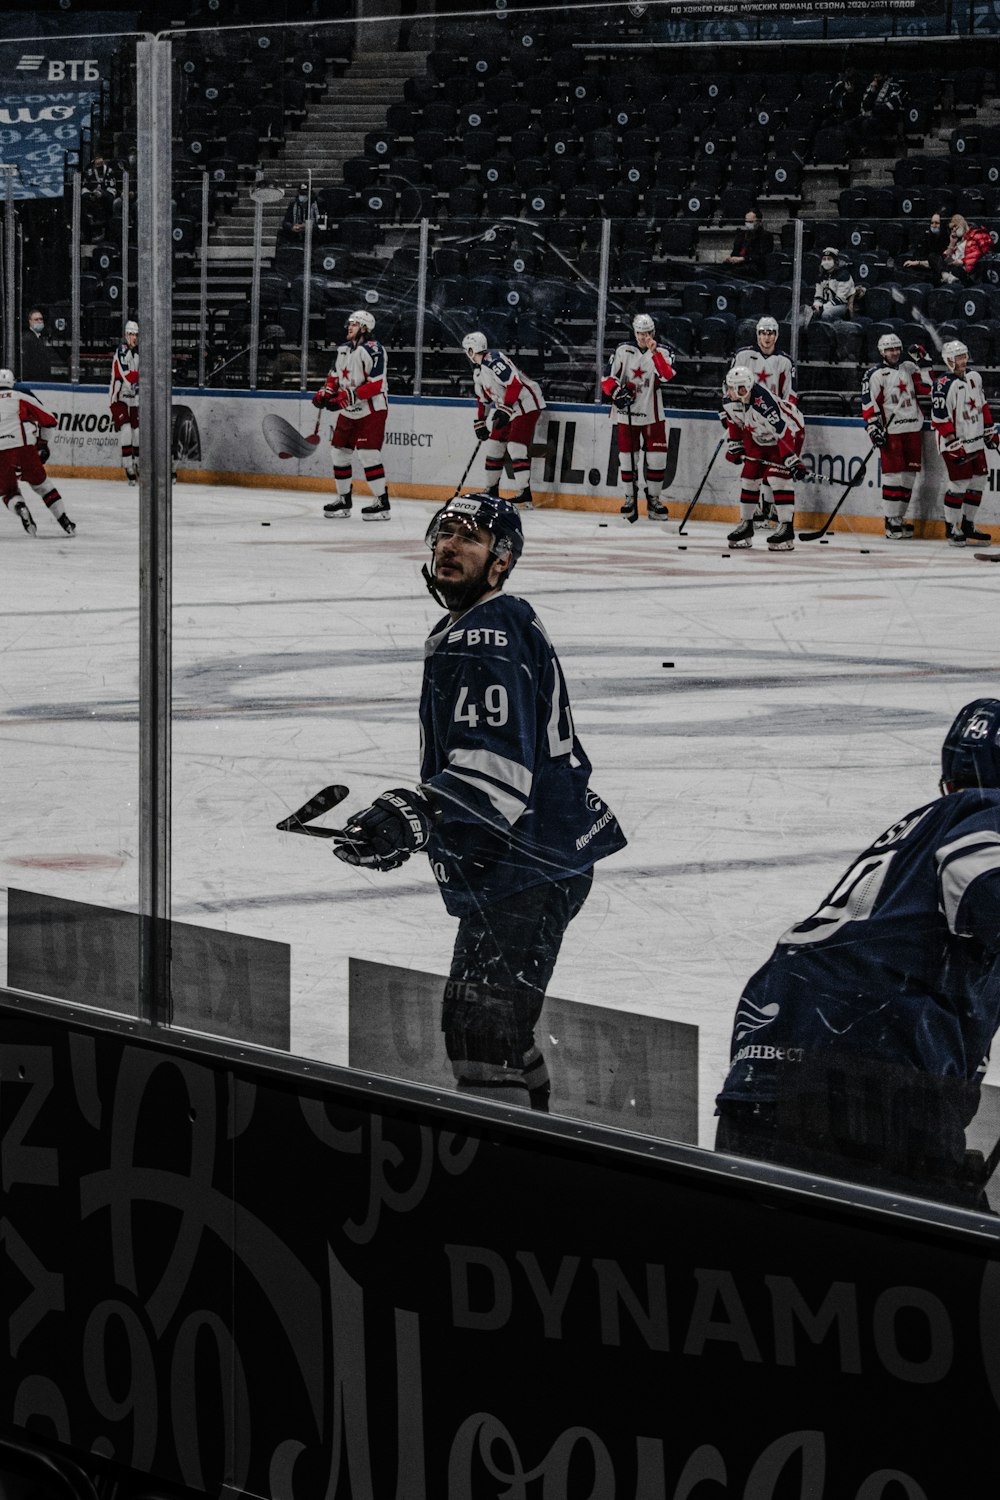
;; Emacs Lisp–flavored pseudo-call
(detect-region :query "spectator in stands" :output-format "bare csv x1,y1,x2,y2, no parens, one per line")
811,247,856,322
860,72,907,144
279,183,319,246
940,213,994,286
20,309,53,384
903,210,949,282
81,155,119,233
826,71,858,123
722,206,772,280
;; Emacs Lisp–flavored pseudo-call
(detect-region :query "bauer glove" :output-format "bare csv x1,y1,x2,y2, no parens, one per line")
866,421,887,449
36,440,50,464
783,454,809,481
610,384,635,412
473,418,491,442
491,403,513,429
725,439,745,464
333,387,355,409
907,344,931,365
332,788,434,872
944,438,968,464
985,426,1000,451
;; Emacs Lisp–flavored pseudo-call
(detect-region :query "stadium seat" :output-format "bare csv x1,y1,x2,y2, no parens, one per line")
698,314,736,360
764,159,802,196
448,185,483,218
833,321,864,362
681,283,712,317
803,320,838,362
813,127,849,164
862,287,896,322
660,221,697,256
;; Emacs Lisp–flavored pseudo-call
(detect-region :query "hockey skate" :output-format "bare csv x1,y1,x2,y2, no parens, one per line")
646,496,669,520
947,524,966,548
767,521,795,551
515,488,534,511
361,495,391,522
620,496,639,523
57,514,77,537
962,516,992,544
125,465,137,486
14,500,36,536
753,501,778,529
727,518,754,548
884,518,913,541
323,497,352,519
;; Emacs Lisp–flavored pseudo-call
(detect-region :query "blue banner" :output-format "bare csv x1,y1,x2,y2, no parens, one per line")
0,87,99,198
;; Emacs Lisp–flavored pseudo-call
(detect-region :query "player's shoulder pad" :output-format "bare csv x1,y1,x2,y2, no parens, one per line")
861,362,882,381
362,338,382,352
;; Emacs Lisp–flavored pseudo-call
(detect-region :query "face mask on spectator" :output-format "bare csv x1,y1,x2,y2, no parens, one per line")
29,318,43,332
820,256,835,270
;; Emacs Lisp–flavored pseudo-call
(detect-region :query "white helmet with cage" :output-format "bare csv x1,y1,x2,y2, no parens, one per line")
724,364,754,400
632,313,655,336
462,331,488,358
0,368,14,388
348,309,376,334
942,339,968,370
756,316,779,337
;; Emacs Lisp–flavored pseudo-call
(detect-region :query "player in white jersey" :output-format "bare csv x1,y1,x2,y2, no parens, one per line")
733,316,798,527
721,365,807,552
108,320,139,483
462,333,545,508
601,313,676,521
313,310,391,521
860,332,933,541
931,340,998,548
0,369,75,536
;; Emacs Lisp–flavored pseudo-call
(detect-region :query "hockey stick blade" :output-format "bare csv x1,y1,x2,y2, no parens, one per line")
276,784,350,837
678,437,725,536
798,418,894,542
262,413,321,462
975,552,1000,562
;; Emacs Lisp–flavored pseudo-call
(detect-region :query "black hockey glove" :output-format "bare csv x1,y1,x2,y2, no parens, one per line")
783,454,809,481
866,421,887,449
986,426,1000,451
907,344,931,365
36,440,50,464
332,788,434,872
611,383,635,412
725,439,745,464
473,418,491,442
491,403,513,429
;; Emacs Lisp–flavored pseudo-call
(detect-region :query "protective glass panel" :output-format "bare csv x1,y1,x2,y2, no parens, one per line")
1,25,140,1018
124,4,1000,1222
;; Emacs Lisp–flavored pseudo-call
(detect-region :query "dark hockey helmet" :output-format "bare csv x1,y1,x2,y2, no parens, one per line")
425,493,524,574
941,699,1000,792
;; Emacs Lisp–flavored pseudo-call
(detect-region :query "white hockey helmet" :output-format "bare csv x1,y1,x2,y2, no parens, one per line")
462,331,488,357
348,309,376,334
125,320,138,336
756,316,779,336
877,332,903,356
632,313,655,336
942,339,968,370
724,364,754,399
0,368,14,388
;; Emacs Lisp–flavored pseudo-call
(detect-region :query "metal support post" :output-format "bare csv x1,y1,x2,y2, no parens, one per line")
70,172,82,385
414,216,429,397
198,170,209,388
594,218,612,401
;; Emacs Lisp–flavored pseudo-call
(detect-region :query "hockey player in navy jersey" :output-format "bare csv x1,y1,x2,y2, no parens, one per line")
462,333,545,508
329,494,626,1110
716,697,1000,1207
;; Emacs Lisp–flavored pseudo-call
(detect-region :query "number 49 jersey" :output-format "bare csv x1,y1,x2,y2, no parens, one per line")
717,788,1000,1109
419,592,627,915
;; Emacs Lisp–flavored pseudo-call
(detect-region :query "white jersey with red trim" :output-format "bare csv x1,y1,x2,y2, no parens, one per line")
0,387,57,451
861,360,930,436
108,341,139,407
722,382,805,458
322,338,389,420
602,341,676,425
734,345,797,404
472,350,545,421
931,369,994,454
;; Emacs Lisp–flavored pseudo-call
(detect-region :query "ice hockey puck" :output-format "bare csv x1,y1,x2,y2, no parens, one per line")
721,552,730,558
860,549,870,554
598,522,607,527
662,662,674,668
261,521,271,526
819,538,829,545
678,545,687,550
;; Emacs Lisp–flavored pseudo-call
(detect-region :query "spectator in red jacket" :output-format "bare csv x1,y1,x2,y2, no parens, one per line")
940,214,994,285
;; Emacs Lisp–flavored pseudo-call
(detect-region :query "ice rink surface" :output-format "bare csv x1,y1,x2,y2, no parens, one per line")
3,475,1000,1146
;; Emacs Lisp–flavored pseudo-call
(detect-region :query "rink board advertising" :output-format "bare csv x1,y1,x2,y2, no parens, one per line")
1,997,999,1497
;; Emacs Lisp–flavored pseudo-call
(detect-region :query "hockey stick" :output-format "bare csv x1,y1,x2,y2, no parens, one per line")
447,438,484,500
622,405,639,523
797,413,896,543
306,408,322,447
677,437,725,535
276,784,350,837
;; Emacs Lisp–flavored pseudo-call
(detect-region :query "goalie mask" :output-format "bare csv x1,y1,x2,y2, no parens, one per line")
942,340,968,371
724,365,754,402
941,699,1000,792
